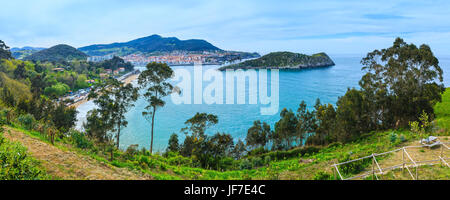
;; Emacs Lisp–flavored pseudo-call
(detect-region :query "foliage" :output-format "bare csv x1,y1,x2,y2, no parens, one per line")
221,51,334,69
138,62,174,153
24,44,88,62
246,120,270,150
68,130,94,150
44,82,70,97
79,34,221,56
0,40,12,60
17,114,35,130
409,110,432,139
0,131,48,180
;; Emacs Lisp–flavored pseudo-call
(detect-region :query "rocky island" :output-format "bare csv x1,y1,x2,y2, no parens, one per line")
218,51,335,70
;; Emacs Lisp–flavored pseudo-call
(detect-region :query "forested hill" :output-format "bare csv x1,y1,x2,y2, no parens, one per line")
79,34,222,56
218,51,335,70
24,44,88,62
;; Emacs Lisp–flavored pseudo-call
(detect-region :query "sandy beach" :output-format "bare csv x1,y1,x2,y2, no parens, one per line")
69,73,140,108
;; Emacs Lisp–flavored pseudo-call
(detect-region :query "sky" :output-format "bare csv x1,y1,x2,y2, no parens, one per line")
1,0,450,56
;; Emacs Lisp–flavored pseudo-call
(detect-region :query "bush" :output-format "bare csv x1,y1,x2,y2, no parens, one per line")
338,154,372,175
251,157,263,167
389,132,398,144
121,144,139,160
264,146,320,161
314,171,332,180
247,147,267,156
17,113,35,130
264,155,271,165
239,159,253,170
0,133,47,180
68,130,93,149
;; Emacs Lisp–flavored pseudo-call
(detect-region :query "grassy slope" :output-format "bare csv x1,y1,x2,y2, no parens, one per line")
4,88,449,180
434,88,450,131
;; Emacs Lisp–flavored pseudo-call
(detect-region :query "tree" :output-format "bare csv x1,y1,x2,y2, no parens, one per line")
308,102,336,145
14,63,26,79
181,112,219,139
179,113,219,166
167,133,180,153
246,120,270,150
273,108,297,150
51,102,78,133
208,132,234,159
88,78,138,149
360,37,445,128
138,62,174,153
296,100,316,146
0,40,12,60
232,139,246,159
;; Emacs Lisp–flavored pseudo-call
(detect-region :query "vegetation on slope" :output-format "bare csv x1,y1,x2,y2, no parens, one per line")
79,34,221,56
0,127,49,180
24,44,88,62
10,47,46,60
1,37,448,180
219,51,335,70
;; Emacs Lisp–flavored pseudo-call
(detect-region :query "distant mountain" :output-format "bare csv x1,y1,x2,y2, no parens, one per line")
79,34,222,56
24,44,88,62
10,47,46,60
218,51,335,70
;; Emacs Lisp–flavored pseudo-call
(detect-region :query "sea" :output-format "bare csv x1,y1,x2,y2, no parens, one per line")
75,55,450,151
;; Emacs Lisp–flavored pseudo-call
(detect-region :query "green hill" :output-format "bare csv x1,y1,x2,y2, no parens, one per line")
24,44,88,62
219,51,335,70
79,34,222,56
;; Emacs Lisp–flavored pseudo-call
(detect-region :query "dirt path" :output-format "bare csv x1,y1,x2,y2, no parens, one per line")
4,127,152,180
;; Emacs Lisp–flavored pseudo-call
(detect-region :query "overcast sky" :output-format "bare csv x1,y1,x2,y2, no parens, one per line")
1,0,450,55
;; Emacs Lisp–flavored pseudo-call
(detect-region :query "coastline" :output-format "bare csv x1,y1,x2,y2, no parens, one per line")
69,72,140,109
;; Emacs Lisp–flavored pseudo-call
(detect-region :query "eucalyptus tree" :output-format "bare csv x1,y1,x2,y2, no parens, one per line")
360,37,445,128
246,120,270,150
138,62,174,153
180,112,218,157
87,78,138,148
0,40,12,60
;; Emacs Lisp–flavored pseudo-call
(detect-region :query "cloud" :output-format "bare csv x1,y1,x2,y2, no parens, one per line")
1,0,450,55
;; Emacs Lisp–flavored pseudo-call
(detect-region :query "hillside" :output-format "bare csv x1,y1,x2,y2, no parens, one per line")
10,47,46,60
79,34,222,56
219,51,335,70
24,44,88,62
1,88,448,180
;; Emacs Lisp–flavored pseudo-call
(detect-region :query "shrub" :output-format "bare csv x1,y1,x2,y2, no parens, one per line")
313,171,332,180
251,157,263,167
17,113,35,130
0,133,47,180
247,147,267,156
121,144,139,160
68,130,93,149
239,159,253,170
337,154,372,175
389,132,398,144
264,155,271,165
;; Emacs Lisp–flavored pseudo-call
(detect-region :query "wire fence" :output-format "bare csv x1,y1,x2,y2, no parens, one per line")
331,141,450,180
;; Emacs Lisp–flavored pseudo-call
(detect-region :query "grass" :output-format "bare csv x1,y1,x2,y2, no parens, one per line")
0,130,51,180
434,88,450,132
2,88,449,180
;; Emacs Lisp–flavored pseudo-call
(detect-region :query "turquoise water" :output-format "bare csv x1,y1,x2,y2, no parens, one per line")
76,55,450,151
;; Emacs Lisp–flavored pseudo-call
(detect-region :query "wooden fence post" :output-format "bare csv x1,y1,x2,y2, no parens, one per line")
402,148,405,172
372,154,375,180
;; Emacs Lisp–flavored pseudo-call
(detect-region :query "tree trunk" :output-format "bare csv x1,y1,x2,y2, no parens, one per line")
116,120,121,148
150,106,156,154
110,147,114,161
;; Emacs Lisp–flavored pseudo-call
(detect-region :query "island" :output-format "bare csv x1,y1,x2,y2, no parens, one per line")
218,51,335,70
